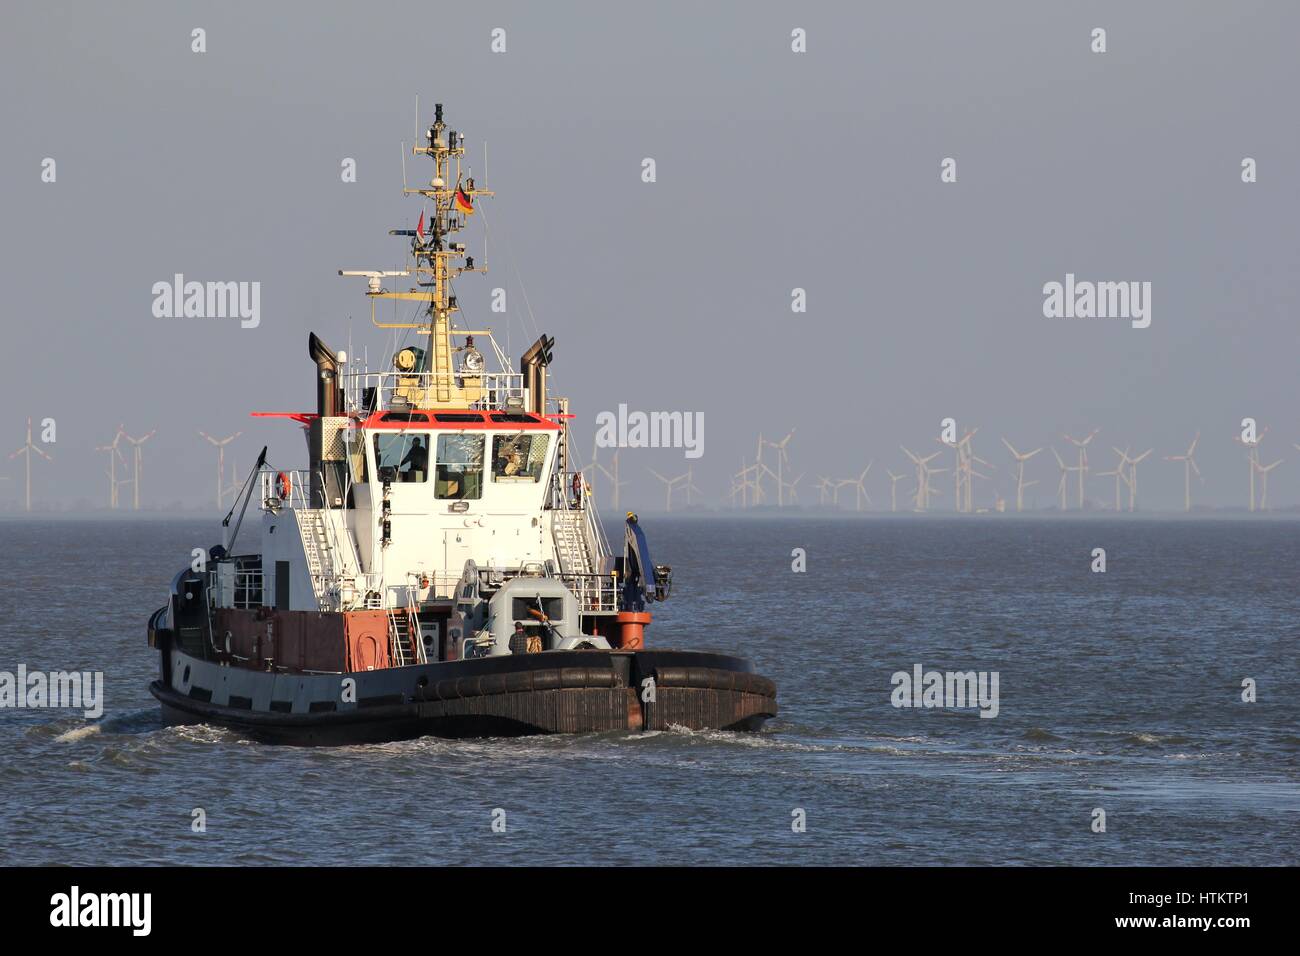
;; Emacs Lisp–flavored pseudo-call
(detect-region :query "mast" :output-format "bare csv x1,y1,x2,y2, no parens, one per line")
340,102,493,408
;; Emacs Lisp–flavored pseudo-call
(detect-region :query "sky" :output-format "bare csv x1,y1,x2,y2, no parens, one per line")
2,1,1298,513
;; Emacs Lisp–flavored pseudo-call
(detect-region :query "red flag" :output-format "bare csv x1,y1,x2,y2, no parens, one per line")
416,210,425,239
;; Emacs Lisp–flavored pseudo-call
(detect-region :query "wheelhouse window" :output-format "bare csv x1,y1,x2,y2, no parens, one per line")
373,432,429,483
492,434,549,483
435,434,484,499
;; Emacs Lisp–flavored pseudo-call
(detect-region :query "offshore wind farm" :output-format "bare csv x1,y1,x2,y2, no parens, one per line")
694,422,1300,516
8,417,1300,516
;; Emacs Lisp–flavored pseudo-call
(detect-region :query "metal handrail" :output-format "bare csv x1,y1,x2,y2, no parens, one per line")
558,572,618,612
259,468,311,510
407,589,427,664
343,370,525,412
207,566,264,610
310,480,359,608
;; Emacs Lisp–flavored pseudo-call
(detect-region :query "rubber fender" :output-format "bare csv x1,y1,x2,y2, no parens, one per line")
654,666,776,699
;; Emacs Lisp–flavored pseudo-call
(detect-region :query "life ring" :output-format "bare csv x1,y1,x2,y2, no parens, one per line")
276,471,292,499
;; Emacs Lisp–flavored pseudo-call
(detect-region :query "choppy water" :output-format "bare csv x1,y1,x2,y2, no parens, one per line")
1,515,1296,865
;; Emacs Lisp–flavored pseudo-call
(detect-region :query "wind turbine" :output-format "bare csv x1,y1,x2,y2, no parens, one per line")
733,459,761,508
845,463,872,511
1233,425,1269,512
94,425,129,509
761,429,796,507
962,433,996,513
756,461,783,506
1050,447,1075,511
940,427,993,513
751,434,768,505
648,468,688,513
786,473,804,505
1000,438,1042,512
582,444,627,510
1164,433,1201,512
815,476,834,507
725,480,743,509
8,417,53,512
922,468,947,511
901,446,945,512
886,470,906,513
1062,428,1100,510
1098,447,1132,512
941,432,965,511
831,478,851,508
1255,458,1282,511
121,429,156,511
605,452,628,509
682,465,703,507
199,431,243,508
1125,448,1153,512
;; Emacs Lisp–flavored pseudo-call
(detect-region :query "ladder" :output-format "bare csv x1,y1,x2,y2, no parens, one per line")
388,607,414,667
298,509,335,611
431,311,453,403
552,510,594,575
384,608,426,671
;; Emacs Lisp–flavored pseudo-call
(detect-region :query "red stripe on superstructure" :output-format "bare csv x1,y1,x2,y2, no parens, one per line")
251,412,318,425
358,410,560,431
248,410,560,431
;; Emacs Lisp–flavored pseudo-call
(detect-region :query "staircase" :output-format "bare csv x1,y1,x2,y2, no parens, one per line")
387,607,420,666
297,509,335,611
552,510,594,575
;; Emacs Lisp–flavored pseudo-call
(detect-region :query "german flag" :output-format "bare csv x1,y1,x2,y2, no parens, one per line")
454,187,475,215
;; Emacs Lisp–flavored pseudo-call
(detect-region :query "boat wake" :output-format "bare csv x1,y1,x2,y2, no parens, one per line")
52,724,102,744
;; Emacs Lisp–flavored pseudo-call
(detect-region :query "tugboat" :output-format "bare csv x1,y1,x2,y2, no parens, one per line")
146,104,777,744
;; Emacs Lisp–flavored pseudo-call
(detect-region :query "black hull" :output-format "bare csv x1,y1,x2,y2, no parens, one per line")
150,647,777,745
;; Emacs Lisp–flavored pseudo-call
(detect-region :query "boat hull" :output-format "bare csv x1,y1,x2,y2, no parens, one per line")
150,644,777,745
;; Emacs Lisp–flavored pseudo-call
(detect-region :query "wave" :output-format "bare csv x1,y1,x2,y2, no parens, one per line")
1022,727,1065,742
53,724,102,743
